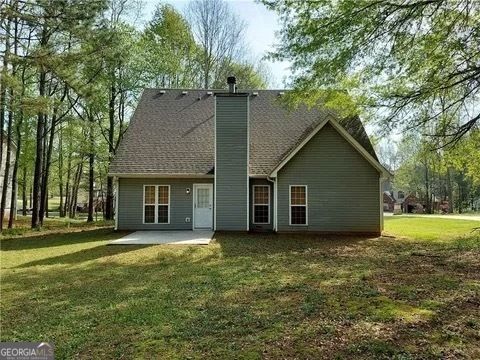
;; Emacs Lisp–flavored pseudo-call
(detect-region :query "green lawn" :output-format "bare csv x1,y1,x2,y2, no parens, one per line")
18,196,63,212
1,217,479,359
1,216,113,238
384,216,480,241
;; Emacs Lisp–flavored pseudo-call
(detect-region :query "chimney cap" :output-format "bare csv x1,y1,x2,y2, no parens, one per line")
227,76,236,84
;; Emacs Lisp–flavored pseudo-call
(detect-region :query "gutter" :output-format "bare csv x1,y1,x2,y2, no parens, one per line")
267,175,277,232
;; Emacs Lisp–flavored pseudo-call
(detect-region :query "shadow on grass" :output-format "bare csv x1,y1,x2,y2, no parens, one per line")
0,228,128,251
2,232,479,359
16,243,154,268
215,232,379,257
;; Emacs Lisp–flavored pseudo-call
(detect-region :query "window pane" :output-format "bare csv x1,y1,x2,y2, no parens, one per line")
158,205,169,223
254,205,269,223
144,205,155,223
254,186,269,205
291,206,306,225
290,186,306,205
158,186,169,205
197,188,210,208
144,186,156,204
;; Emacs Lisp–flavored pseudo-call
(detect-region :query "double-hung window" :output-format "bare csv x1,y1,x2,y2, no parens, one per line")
253,185,270,224
143,185,170,224
289,185,307,225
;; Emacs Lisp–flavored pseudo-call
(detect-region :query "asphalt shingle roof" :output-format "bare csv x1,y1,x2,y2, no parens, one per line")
110,89,378,176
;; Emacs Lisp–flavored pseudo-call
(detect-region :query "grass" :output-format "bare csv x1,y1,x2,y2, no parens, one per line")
384,216,480,241
17,196,86,212
1,217,479,359
1,216,113,237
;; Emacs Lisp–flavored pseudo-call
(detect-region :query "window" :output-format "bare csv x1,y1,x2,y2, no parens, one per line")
253,185,270,224
196,188,210,208
289,185,307,225
144,186,156,223
143,185,170,224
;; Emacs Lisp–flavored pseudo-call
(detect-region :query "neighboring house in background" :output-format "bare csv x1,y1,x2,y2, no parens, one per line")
110,77,389,235
0,135,16,219
382,178,451,214
383,192,395,212
383,189,422,213
403,193,450,214
402,193,423,213
383,178,421,213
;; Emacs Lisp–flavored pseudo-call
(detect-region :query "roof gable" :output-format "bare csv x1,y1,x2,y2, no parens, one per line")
109,89,379,176
269,118,389,177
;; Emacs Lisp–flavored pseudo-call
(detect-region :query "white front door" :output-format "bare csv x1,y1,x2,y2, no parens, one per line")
193,184,213,229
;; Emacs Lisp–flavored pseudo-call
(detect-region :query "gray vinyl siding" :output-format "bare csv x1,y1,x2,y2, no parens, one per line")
117,178,213,230
215,95,249,230
249,178,274,232
277,123,381,233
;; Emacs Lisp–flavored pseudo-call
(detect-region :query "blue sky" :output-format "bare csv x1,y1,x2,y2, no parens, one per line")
136,1,386,152
139,0,291,87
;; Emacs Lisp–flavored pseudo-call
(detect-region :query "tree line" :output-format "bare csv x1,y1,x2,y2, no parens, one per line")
0,0,269,230
265,0,480,212
379,131,480,214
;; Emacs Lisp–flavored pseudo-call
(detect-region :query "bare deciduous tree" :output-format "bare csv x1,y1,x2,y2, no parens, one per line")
186,0,246,88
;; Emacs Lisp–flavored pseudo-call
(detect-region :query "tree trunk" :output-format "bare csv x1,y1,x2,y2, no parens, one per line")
446,168,454,213
0,7,11,175
71,170,80,218
458,184,463,214
424,162,431,214
0,91,14,230
58,125,64,217
68,166,77,218
8,110,22,228
31,22,49,229
100,179,105,217
9,11,21,228
39,110,57,224
59,183,63,217
69,162,82,218
87,153,94,222
45,188,49,218
63,151,72,218
87,114,94,222
21,166,27,216
105,82,116,220
1,8,14,230
106,177,113,219
32,69,46,228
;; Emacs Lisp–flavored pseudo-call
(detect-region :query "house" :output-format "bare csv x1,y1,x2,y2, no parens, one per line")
110,77,389,235
402,193,423,213
383,192,395,212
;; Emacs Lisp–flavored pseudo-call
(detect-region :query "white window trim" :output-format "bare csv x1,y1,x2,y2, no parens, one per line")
252,185,270,225
143,185,170,224
289,185,308,226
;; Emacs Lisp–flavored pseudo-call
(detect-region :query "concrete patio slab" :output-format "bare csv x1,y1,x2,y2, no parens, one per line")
109,230,214,245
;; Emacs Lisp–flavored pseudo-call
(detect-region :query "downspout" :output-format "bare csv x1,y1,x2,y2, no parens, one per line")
114,176,119,230
267,175,276,232
379,175,385,233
